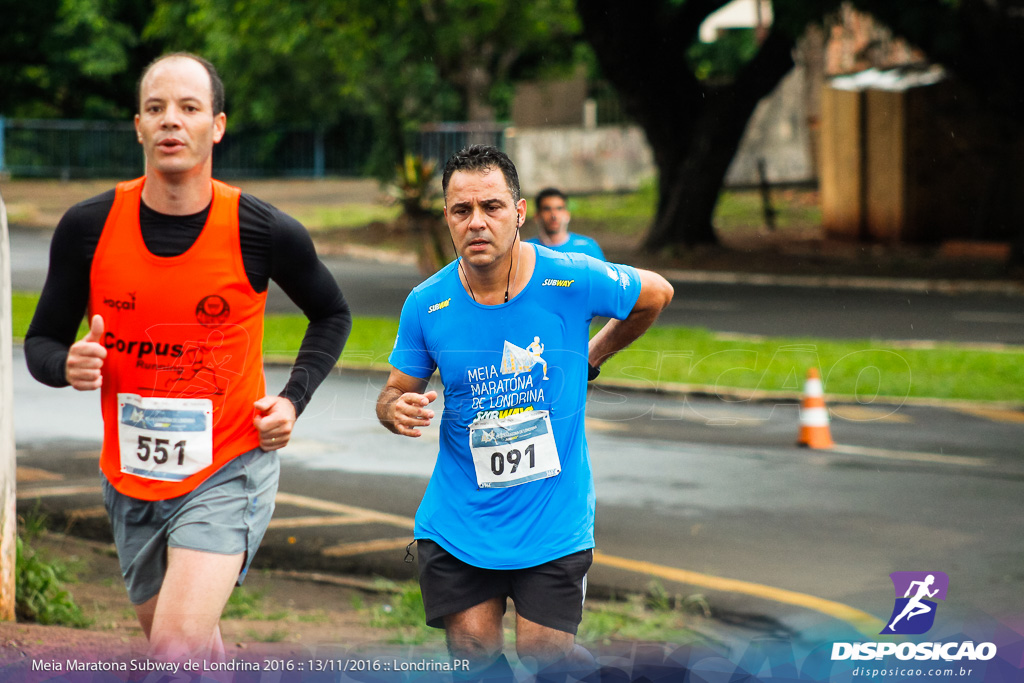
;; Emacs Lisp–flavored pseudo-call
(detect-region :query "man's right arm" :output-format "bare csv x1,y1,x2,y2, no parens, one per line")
25,198,109,387
376,368,437,438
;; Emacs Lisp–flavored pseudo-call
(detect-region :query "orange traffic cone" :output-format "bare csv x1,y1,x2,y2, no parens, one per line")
797,367,835,449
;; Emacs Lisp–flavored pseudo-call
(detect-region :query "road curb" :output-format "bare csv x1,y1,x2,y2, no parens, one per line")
652,268,1024,296
263,358,1024,412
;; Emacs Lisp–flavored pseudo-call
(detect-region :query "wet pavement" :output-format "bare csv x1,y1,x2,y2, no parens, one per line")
12,345,1024,654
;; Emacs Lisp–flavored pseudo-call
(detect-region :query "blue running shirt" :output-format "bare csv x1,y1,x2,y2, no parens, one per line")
390,245,641,569
525,233,605,260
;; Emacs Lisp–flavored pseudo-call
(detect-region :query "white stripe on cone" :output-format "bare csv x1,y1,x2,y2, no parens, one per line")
799,407,831,426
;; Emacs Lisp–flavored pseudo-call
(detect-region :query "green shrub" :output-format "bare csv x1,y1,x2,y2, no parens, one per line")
367,581,442,645
15,536,90,628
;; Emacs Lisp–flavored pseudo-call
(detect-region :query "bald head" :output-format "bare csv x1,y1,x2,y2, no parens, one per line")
137,52,225,116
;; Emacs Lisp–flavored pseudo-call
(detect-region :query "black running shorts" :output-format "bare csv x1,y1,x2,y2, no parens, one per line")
416,539,593,634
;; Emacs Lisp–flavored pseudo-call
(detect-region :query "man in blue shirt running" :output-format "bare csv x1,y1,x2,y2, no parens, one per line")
376,146,672,680
526,187,605,260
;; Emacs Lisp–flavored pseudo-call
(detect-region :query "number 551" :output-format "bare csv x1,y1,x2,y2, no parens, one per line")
136,436,186,466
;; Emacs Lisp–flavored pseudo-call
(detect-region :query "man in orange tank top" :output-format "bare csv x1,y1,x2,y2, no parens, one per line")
25,53,351,663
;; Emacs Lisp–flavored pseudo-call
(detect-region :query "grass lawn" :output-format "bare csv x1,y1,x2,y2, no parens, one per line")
13,294,1023,403
291,204,401,232
9,178,1020,405
567,182,822,239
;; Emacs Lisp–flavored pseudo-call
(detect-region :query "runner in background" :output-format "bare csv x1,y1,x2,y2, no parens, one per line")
526,187,605,260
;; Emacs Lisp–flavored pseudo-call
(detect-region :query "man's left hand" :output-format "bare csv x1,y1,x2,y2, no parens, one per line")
253,396,297,451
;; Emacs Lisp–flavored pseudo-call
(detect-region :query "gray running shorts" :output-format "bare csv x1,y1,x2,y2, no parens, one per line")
101,447,279,605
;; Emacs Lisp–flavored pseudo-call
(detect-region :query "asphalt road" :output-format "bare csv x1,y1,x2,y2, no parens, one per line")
269,260,1024,345
12,350,1024,648
10,225,1024,344
9,225,1024,652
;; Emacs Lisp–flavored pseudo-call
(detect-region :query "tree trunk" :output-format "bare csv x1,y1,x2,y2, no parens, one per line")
462,65,496,123
578,1,801,253
644,94,768,250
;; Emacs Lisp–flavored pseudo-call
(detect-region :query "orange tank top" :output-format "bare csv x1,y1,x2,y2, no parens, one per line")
90,177,267,500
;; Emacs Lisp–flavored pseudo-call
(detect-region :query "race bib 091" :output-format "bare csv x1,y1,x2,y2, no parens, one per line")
468,410,560,489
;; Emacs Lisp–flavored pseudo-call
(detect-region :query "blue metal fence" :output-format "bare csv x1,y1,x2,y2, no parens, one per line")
0,117,140,179
0,117,510,179
413,122,506,167
0,116,375,179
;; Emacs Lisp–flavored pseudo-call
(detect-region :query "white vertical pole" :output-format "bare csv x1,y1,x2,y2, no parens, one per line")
0,188,15,621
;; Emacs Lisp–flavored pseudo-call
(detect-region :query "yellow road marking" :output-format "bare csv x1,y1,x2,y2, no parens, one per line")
955,406,1024,424
66,506,107,521
268,514,385,529
10,483,880,634
73,451,102,459
652,407,766,427
16,485,102,499
275,492,415,530
15,467,64,482
830,406,912,423
323,537,413,557
831,444,986,467
586,418,631,432
278,489,882,635
593,550,884,637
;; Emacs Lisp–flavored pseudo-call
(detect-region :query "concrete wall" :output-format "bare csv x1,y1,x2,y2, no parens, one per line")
505,126,655,198
512,70,588,128
724,64,817,187
507,64,816,196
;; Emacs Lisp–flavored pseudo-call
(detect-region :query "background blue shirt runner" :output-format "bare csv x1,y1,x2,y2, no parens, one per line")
390,244,641,569
525,233,606,261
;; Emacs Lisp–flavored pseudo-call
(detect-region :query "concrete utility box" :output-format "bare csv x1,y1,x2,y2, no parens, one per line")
512,68,588,128
819,68,1022,245
505,126,655,197
820,87,864,240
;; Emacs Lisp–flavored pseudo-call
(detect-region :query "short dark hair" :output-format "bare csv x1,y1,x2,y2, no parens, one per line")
535,187,568,208
442,145,520,204
137,52,225,116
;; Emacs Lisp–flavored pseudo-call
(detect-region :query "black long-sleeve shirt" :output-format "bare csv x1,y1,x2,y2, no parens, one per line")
24,190,351,416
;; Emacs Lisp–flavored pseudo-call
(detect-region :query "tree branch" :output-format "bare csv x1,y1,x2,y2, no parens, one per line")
578,0,699,122
731,27,795,111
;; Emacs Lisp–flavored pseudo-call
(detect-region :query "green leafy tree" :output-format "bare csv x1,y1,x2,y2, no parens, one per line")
578,0,842,252
145,0,578,175
389,154,451,274
0,0,158,118
417,0,580,121
146,0,463,175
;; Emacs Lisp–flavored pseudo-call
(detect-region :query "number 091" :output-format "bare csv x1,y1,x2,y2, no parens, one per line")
490,444,535,476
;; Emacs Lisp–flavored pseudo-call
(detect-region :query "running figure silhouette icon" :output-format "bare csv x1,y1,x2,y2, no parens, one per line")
881,571,949,635
527,336,548,380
